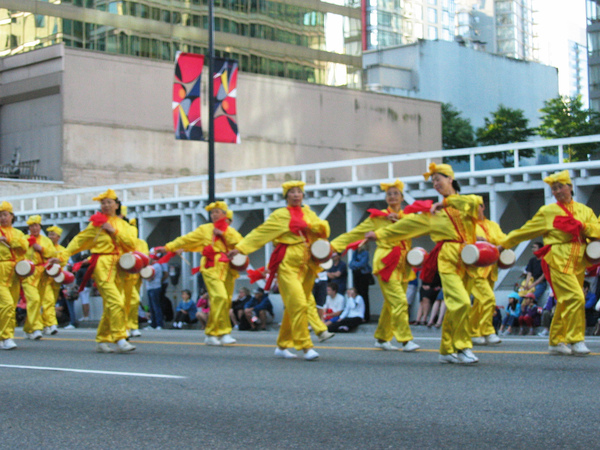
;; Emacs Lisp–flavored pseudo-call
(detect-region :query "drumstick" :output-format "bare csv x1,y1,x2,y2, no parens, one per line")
1,241,10,248
356,239,367,249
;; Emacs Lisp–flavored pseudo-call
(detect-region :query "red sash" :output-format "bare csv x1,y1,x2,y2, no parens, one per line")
379,244,405,283
201,245,229,269
288,206,307,236
403,200,433,215
533,245,555,297
78,253,101,293
264,243,288,290
554,202,583,242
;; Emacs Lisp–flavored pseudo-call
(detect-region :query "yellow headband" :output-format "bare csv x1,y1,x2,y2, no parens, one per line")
92,189,118,202
0,201,13,213
282,180,305,197
380,179,404,193
543,170,572,187
205,201,229,213
26,215,42,226
226,209,233,220
423,162,454,181
47,225,63,236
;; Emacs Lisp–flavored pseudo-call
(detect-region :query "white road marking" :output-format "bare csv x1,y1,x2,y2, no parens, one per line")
0,364,186,379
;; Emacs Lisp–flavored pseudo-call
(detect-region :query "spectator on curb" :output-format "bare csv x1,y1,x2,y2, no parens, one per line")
196,292,210,329
524,242,547,302
518,293,539,335
230,287,252,330
584,280,598,328
537,293,556,337
323,282,345,326
328,288,365,333
244,288,273,331
499,292,521,336
173,289,198,329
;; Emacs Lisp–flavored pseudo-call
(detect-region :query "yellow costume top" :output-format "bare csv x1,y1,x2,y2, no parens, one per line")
64,217,135,257
23,234,56,286
235,205,330,255
375,195,481,276
471,218,507,281
165,222,243,281
500,200,600,275
0,226,28,287
331,208,413,282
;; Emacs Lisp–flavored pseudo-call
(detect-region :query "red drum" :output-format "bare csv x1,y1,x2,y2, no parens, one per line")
229,254,249,271
311,239,332,263
133,251,150,267
320,259,333,270
497,249,516,269
119,252,146,273
54,270,75,284
461,242,499,267
45,263,62,277
15,260,35,278
586,241,600,264
406,247,428,268
140,265,155,280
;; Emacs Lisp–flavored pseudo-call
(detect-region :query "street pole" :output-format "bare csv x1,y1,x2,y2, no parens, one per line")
207,0,215,203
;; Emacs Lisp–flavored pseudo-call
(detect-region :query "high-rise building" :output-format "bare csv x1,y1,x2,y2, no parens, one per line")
0,0,362,87
362,0,456,50
587,0,600,110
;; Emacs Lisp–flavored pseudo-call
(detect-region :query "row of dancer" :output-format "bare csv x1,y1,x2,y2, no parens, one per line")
2,165,597,363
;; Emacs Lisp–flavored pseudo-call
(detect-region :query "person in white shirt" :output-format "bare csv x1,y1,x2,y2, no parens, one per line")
328,288,365,332
323,282,345,326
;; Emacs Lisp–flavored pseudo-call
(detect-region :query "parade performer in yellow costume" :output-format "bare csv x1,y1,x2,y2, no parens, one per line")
51,189,137,353
0,202,28,350
499,170,600,356
162,201,242,346
120,214,149,338
22,215,56,340
331,179,420,352
40,225,67,336
366,164,482,364
468,202,506,346
228,181,330,361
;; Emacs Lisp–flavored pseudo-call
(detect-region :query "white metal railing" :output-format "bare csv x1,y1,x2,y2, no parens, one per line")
4,134,600,213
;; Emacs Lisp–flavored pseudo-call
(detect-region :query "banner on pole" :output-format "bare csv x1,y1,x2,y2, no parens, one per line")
213,58,241,144
173,52,204,140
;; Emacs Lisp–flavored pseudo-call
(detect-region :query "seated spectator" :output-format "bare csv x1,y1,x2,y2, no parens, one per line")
173,289,198,329
518,293,539,335
244,288,274,331
328,288,365,333
323,282,345,326
499,292,521,336
418,272,441,326
584,280,598,328
492,306,502,333
195,292,210,329
427,287,446,328
517,272,535,299
230,287,252,330
537,293,556,337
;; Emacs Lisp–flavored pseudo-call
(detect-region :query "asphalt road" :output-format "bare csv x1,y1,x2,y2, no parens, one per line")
1,325,598,449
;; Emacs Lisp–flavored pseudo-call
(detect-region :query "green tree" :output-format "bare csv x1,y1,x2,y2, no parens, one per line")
442,103,476,150
537,95,600,162
476,105,536,167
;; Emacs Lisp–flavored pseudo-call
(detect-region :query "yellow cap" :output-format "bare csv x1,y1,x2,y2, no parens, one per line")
92,189,118,202
380,179,404,193
47,225,63,236
282,180,305,197
205,201,229,213
543,169,572,186
0,201,13,213
26,215,42,225
423,162,455,181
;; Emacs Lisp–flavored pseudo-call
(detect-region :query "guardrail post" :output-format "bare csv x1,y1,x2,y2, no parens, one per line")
514,149,519,168
558,144,564,163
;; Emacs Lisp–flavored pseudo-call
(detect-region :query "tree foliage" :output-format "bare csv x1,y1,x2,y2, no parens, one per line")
442,103,476,150
475,105,536,166
537,95,600,162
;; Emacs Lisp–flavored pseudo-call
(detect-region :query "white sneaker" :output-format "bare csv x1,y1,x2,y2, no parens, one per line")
177,322,184,328
548,343,572,356
458,348,479,363
374,340,398,351
204,336,222,346
50,325,58,335
155,326,163,330
472,336,486,345
485,334,501,345
32,330,43,340
274,348,297,359
130,329,142,338
439,353,459,364
318,330,335,342
96,343,114,353
220,334,237,345
116,339,136,353
537,329,549,337
64,324,76,330
80,316,90,322
571,341,590,356
402,341,420,352
303,349,319,361
42,327,51,335
1,338,17,350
